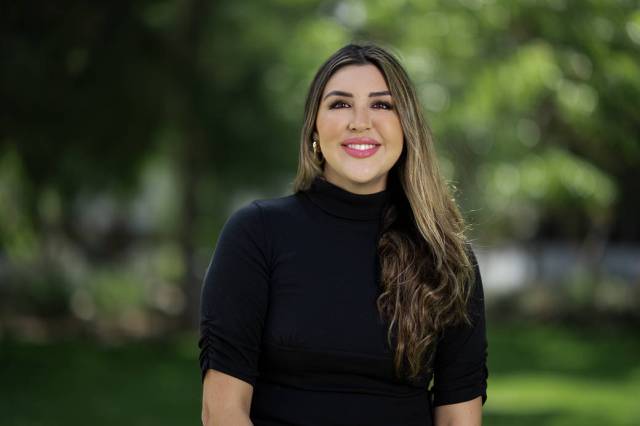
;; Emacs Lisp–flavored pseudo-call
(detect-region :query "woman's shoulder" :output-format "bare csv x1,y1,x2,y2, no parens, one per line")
217,193,304,260
223,192,305,233
253,192,304,214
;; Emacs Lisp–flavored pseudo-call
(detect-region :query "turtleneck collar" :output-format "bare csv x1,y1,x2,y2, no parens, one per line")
303,175,391,221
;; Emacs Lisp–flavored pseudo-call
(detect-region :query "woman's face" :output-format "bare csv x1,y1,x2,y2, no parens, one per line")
315,64,404,194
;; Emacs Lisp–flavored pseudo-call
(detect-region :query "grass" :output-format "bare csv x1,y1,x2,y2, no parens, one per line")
484,321,640,426
1,321,638,425
0,333,202,425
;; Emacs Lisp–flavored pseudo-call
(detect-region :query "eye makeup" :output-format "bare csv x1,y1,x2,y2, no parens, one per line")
327,99,394,110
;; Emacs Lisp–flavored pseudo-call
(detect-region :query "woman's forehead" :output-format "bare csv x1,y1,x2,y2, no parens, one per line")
323,64,389,95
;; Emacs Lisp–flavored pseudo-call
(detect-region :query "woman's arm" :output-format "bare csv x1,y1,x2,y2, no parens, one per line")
198,201,271,426
202,369,254,426
430,247,488,420
434,396,483,426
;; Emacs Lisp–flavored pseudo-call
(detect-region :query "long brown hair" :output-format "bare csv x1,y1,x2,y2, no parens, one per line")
292,42,477,381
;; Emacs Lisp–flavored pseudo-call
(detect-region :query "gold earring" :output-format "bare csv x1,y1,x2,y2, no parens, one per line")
312,138,324,162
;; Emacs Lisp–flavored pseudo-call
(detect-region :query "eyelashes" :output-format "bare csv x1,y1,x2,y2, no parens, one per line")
328,100,394,110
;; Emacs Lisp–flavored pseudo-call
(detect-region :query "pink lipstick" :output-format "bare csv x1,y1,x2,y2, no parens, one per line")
341,137,381,159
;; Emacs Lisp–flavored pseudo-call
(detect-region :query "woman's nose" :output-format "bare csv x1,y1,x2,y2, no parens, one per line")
348,104,372,132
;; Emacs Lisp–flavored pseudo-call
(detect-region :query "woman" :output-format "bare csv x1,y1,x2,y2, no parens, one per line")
199,42,488,425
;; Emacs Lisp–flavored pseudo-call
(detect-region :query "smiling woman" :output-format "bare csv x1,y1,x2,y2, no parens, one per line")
199,42,488,426
315,64,404,194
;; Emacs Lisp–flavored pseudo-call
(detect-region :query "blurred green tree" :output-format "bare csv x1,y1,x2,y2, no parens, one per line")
1,0,638,330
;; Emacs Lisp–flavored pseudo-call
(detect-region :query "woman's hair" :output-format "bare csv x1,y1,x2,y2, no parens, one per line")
292,42,477,381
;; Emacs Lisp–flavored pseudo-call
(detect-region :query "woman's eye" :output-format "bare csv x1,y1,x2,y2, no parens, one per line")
329,101,349,109
373,101,393,110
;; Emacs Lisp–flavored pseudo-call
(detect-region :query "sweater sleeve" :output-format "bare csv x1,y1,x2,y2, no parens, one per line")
198,201,270,387
431,247,489,407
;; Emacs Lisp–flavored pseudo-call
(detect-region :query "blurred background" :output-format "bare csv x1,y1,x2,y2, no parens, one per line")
1,0,639,424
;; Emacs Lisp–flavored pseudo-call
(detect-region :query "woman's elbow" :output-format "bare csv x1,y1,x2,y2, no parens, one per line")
433,396,483,426
201,369,254,426
201,400,253,426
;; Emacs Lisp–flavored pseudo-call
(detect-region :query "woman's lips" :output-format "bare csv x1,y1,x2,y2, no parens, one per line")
342,144,380,158
341,137,381,159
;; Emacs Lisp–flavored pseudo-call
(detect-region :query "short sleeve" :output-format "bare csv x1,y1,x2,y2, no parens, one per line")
431,247,489,407
198,201,270,387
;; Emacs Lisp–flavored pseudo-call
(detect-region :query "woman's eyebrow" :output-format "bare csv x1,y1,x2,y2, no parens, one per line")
322,90,392,100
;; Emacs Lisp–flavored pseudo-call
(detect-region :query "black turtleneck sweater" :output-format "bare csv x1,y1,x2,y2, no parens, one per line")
198,176,488,426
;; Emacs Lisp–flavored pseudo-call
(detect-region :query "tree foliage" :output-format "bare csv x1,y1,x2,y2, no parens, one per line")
1,0,638,329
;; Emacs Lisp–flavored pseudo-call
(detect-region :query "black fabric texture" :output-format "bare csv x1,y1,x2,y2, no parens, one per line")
198,175,488,425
